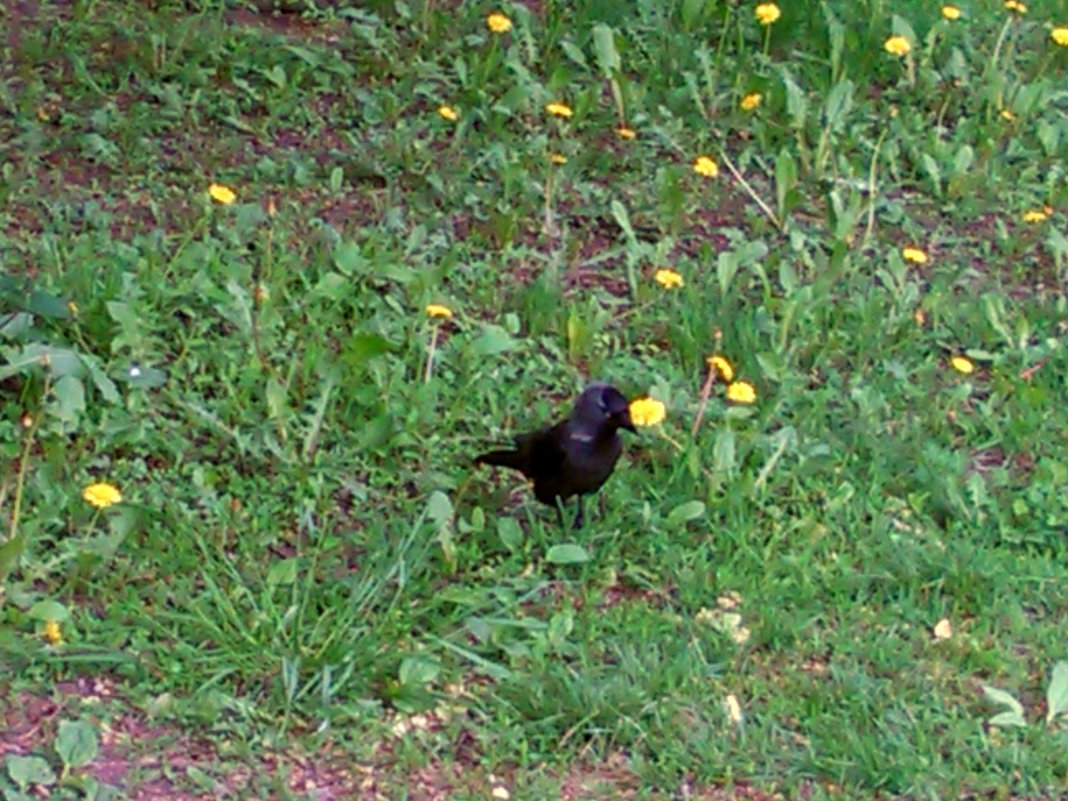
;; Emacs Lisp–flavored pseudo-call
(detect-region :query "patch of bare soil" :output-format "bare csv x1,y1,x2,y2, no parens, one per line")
0,676,359,800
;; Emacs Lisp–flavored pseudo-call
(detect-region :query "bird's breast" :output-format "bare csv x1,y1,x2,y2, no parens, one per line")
563,435,623,493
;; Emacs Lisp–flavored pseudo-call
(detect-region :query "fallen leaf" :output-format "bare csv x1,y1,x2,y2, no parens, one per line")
723,694,743,725
933,618,953,640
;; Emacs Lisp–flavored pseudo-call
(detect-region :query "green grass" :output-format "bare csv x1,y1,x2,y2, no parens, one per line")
2,0,1068,798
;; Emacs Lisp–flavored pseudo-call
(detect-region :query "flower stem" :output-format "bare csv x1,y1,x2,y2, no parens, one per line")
424,325,440,383
719,149,782,231
691,364,717,437
2,374,50,585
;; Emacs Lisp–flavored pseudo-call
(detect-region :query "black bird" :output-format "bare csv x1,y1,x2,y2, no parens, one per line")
475,383,635,527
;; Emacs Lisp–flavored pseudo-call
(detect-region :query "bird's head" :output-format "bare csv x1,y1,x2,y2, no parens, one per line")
572,383,636,434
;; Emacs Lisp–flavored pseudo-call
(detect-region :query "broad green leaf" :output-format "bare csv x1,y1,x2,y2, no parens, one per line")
713,428,736,473
0,344,82,380
890,14,918,43
464,506,485,534
982,685,1026,728
343,333,392,365
265,377,288,420
497,517,523,551
989,709,1027,728
267,558,299,587
399,655,440,686
55,719,99,770
376,261,415,283
680,0,707,29
357,413,393,452
822,4,845,80
666,500,706,528
122,364,168,388
822,79,854,132
1046,661,1068,724
716,250,739,297
545,543,589,564
0,311,33,337
560,39,587,68
106,301,144,347
775,149,797,221
547,609,574,647
28,291,71,319
426,491,453,526
83,357,120,403
6,754,55,790
920,153,942,196
592,24,621,76
334,241,367,275
427,491,455,567
779,69,807,130
610,200,635,243
471,325,518,357
27,600,70,622
0,531,27,583
312,271,350,300
953,145,974,175
52,375,85,423
266,64,286,89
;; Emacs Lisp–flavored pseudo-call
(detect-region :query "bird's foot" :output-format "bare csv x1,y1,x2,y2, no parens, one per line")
571,497,585,529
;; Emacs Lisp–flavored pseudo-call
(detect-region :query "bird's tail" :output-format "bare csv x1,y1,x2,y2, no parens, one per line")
474,448,523,470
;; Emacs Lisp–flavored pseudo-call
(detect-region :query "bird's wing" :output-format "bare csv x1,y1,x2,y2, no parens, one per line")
513,423,568,481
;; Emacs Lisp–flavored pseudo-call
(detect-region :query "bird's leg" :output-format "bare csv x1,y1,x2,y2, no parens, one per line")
572,496,585,529
554,497,567,528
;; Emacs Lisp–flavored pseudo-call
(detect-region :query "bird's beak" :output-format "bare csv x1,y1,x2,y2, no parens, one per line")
619,413,636,433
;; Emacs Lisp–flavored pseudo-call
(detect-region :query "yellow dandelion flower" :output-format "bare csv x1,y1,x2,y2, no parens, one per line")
740,93,762,111
616,126,637,140
426,304,453,319
1022,208,1050,223
545,102,573,119
549,153,568,165
83,482,122,509
629,397,666,427
950,355,974,374
941,5,962,20
437,105,459,122
1053,27,1068,46
755,3,781,25
884,36,912,56
654,269,684,289
1000,109,1016,121
707,355,735,383
693,155,718,178
726,381,757,404
67,300,78,315
42,620,63,645
208,183,236,205
902,246,928,264
486,12,512,34
913,309,927,327
1004,0,1026,14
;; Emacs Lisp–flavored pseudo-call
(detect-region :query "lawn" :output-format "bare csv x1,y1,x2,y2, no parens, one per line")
2,0,1067,798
